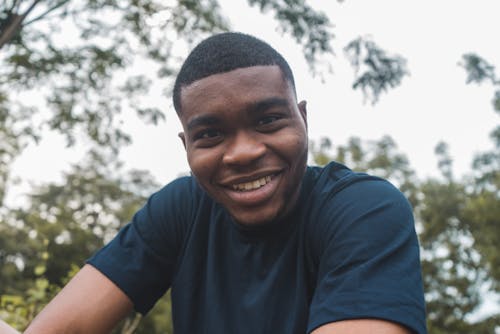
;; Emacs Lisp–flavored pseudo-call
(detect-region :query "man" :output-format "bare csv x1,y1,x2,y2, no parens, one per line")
24,32,426,333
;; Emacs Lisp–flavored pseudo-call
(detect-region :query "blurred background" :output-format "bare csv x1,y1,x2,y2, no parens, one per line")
0,0,498,332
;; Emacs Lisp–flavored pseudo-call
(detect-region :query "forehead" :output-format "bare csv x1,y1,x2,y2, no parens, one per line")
178,65,294,121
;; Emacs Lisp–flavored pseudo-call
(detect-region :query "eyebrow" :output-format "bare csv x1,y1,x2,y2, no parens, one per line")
247,97,289,114
186,114,221,132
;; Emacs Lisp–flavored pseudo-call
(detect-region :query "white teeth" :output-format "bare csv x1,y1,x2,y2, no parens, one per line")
232,175,272,191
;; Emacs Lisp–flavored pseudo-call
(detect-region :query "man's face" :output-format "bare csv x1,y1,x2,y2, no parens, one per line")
178,65,308,226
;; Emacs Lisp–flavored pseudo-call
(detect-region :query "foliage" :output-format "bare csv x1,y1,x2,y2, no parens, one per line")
0,149,162,331
461,53,500,294
344,37,409,104
0,0,333,210
460,53,500,112
0,90,38,205
0,0,333,153
247,0,335,71
0,0,227,155
0,1,412,208
0,267,78,330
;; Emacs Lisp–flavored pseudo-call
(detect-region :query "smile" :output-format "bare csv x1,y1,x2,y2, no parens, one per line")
231,175,272,191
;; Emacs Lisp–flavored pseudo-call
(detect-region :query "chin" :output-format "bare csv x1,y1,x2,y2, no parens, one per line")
230,207,284,227
232,214,270,227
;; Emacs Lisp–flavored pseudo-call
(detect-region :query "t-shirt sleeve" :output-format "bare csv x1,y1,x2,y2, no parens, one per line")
307,176,427,334
87,177,196,314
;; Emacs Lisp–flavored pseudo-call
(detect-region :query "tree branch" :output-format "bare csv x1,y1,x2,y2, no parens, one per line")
22,0,71,26
8,0,21,14
120,313,142,334
0,0,41,49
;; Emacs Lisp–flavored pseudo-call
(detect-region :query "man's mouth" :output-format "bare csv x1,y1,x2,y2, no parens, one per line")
231,175,272,191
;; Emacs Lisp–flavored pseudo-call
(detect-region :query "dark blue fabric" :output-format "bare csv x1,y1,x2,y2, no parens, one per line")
87,162,427,334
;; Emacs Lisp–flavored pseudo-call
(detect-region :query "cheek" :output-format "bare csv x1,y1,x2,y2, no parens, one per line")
276,131,308,163
187,149,219,181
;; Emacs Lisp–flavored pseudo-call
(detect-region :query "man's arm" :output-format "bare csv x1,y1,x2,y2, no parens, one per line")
312,319,411,334
24,264,133,334
306,173,427,333
0,319,20,334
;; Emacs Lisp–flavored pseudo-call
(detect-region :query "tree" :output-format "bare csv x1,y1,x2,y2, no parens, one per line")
0,0,331,154
0,0,410,207
460,52,500,293
344,37,408,105
1,1,413,331
418,143,484,333
0,150,162,331
464,144,500,293
0,0,230,208
416,55,499,332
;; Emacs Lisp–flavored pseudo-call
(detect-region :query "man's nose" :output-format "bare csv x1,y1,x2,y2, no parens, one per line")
222,132,266,166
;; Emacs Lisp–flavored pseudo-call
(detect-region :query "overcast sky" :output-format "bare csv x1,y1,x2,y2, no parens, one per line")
10,0,500,201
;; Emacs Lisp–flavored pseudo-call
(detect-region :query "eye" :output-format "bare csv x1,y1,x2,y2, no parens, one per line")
192,128,223,147
258,115,280,126
198,129,221,139
256,114,285,132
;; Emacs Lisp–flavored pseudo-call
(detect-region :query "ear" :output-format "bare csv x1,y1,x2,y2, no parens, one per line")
298,100,308,128
178,132,186,150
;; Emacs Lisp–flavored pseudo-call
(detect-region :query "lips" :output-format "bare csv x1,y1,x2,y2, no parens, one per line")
231,175,272,191
220,172,281,207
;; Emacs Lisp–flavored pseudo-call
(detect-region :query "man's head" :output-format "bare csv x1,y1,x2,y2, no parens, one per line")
175,32,308,227
173,32,296,114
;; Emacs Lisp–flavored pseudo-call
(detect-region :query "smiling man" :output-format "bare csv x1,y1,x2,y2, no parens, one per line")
178,64,308,226
24,33,427,333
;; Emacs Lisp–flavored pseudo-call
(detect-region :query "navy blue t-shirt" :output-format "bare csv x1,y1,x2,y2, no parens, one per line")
88,162,427,333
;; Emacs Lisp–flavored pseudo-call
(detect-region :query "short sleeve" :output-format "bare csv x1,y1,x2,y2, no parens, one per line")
307,177,427,334
87,176,197,314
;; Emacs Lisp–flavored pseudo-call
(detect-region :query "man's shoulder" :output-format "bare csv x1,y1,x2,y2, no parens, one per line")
302,161,412,229
154,175,203,201
141,175,215,223
305,161,390,198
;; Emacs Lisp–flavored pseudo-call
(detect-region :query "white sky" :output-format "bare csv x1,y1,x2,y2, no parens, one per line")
9,0,500,201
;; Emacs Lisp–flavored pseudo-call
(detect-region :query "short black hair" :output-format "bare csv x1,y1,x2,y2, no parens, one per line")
173,32,296,114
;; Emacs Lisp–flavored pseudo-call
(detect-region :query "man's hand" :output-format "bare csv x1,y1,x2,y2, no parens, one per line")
312,319,412,334
24,264,133,334
0,319,20,334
